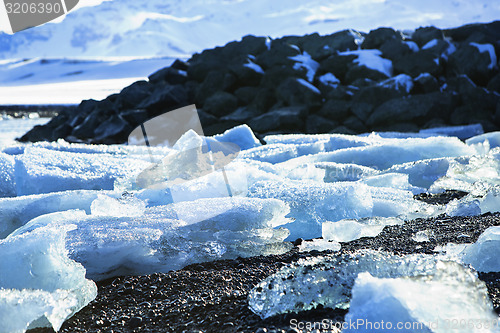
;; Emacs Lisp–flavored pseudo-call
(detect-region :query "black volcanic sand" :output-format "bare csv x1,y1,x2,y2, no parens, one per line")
30,195,500,333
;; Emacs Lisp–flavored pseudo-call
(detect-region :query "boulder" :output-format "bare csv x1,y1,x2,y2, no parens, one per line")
379,39,412,61
221,106,263,123
148,67,187,85
115,80,153,109
249,106,307,132
138,85,189,113
297,30,361,60
413,73,439,93
447,43,496,86
319,54,357,83
367,92,458,127
393,50,442,77
361,27,402,49
255,40,300,69
487,72,500,93
411,26,444,47
276,77,322,107
93,115,132,144
121,109,149,126
202,91,238,117
343,115,367,133
250,88,277,112
318,99,352,122
305,114,338,134
450,104,496,131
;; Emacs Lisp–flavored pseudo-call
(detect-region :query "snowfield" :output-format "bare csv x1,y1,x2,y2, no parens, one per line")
1,118,500,331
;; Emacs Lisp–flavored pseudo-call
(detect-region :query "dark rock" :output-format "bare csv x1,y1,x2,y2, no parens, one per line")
116,80,152,109
331,125,356,135
202,91,238,117
411,26,444,47
234,86,259,105
445,75,499,110
361,27,402,49
319,53,357,83
444,21,500,54
203,120,242,136
367,92,458,127
68,99,99,128
487,72,500,93
71,109,112,139
138,85,189,112
276,77,322,107
229,61,264,86
251,88,277,112
447,43,496,86
325,85,358,100
393,50,442,77
494,102,500,125
343,115,367,133
350,102,373,120
419,39,453,57
413,73,439,93
197,109,218,127
379,39,412,61
379,122,420,132
170,59,189,71
349,78,375,88
344,63,389,84
296,30,361,60
221,106,262,123
249,106,307,132
450,104,494,129
318,99,351,122
148,67,187,85
121,109,149,125
260,65,306,88
353,85,406,108
93,115,132,144
255,40,300,70
128,317,143,328
305,114,337,134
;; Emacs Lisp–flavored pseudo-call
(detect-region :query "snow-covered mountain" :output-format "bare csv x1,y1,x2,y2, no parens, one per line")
1,0,499,59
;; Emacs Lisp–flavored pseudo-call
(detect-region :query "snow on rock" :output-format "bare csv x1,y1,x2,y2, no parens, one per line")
0,223,97,332
248,251,468,319
378,74,414,93
344,267,498,333
289,51,320,82
322,217,402,243
470,42,498,70
339,49,393,77
461,226,500,273
243,59,265,74
318,73,340,87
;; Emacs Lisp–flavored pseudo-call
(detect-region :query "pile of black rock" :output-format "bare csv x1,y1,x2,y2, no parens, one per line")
19,21,500,144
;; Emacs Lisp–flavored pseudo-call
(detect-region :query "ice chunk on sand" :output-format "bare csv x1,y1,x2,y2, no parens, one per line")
344,267,498,333
15,146,150,195
461,226,500,273
0,224,97,332
248,181,374,240
0,190,113,239
0,152,15,198
248,251,453,319
14,198,291,280
360,172,424,194
323,217,402,243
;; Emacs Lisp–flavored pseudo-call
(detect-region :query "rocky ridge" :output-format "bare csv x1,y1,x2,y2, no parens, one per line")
19,21,500,144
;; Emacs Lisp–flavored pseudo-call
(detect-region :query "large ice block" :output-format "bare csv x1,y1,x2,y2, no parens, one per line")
462,226,500,273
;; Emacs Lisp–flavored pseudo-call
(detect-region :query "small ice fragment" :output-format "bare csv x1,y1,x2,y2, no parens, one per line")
462,226,500,272
298,238,340,252
344,266,498,333
412,229,434,242
322,217,402,243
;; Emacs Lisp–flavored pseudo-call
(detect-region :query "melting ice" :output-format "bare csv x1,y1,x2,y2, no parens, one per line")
1,122,500,331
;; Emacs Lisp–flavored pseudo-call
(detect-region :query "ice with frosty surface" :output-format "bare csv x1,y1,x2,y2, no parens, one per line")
14,146,151,196
248,250,477,319
0,152,15,197
0,224,97,332
13,197,292,280
467,131,500,150
461,226,500,273
344,269,498,333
